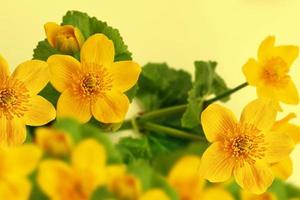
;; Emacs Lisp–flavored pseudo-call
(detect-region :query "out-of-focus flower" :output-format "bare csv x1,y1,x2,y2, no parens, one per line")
35,127,73,157
241,191,277,200
44,22,84,54
48,33,141,123
200,99,294,194
243,36,299,106
0,144,42,200
168,155,234,200
0,55,56,146
139,189,170,200
37,139,107,200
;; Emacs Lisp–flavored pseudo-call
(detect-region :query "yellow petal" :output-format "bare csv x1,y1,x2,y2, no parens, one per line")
258,36,275,61
234,160,274,194
242,58,262,86
6,144,42,177
200,142,234,182
284,124,300,144
0,178,31,200
276,79,299,105
202,187,234,200
240,99,277,131
271,157,293,180
71,139,107,185
92,90,129,123
273,45,299,67
57,89,92,123
265,131,294,163
48,55,81,92
23,95,56,126
74,27,85,47
256,85,277,101
111,61,141,92
201,104,237,142
44,22,61,47
37,160,74,197
11,60,50,95
139,189,170,200
80,34,115,67
272,113,296,131
0,117,26,146
0,54,10,77
241,191,278,200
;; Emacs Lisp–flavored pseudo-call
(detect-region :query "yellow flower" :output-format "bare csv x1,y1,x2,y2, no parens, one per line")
168,155,234,200
243,36,299,105
139,189,170,200
200,99,294,194
0,144,42,200
241,191,277,200
35,127,73,157
0,55,56,146
44,22,84,54
48,33,141,123
38,139,107,200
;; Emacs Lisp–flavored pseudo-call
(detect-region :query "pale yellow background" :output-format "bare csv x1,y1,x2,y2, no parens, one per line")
0,0,299,185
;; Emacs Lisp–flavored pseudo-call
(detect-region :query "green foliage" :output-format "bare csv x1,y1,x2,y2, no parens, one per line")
33,40,60,61
90,187,115,200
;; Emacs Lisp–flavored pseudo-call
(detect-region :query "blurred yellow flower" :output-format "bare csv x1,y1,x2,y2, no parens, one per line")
200,99,294,194
38,139,107,200
0,144,42,200
168,155,234,200
35,127,73,157
48,33,141,123
243,36,299,106
139,189,170,200
241,191,277,200
44,22,84,54
0,55,56,146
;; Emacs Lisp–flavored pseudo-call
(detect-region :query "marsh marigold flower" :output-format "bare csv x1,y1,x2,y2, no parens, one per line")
243,36,299,105
200,99,294,194
38,139,107,200
48,33,141,123
0,55,56,146
0,144,42,200
44,22,84,54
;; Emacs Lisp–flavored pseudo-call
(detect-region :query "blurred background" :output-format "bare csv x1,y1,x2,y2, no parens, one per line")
0,0,299,185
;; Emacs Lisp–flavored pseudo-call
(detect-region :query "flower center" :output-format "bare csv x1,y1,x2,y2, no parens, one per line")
0,78,30,119
262,57,289,87
224,123,266,166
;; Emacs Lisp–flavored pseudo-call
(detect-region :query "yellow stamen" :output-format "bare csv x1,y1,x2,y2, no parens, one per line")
262,57,289,87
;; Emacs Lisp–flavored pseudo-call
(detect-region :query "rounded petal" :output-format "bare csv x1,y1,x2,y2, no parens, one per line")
92,90,129,123
202,187,234,200
265,131,294,163
48,55,81,92
200,142,235,182
273,45,299,67
0,54,9,78
23,95,56,126
80,34,114,67
276,79,299,105
11,60,50,95
139,189,170,200
271,157,293,180
37,160,73,197
57,89,92,123
201,104,237,142
0,117,26,146
242,58,262,86
240,99,277,131
234,160,274,194
44,22,60,47
0,178,31,200
258,36,275,61
74,27,85,47
111,61,141,92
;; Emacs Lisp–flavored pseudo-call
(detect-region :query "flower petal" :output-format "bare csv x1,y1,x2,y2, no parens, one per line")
240,99,277,131
44,22,60,47
0,178,31,200
80,33,114,67
74,27,85,48
202,187,235,200
273,45,299,67
200,142,235,182
0,54,9,78
111,61,141,92
48,55,81,92
11,60,50,95
271,157,293,180
276,79,299,105
234,160,274,194
265,131,294,163
92,90,129,123
57,89,91,123
139,189,170,200
242,58,262,86
0,117,26,146
201,104,237,142
258,36,275,61
23,95,56,126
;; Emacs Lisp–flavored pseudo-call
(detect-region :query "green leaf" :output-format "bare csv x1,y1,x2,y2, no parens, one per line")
29,172,49,200
38,83,60,107
285,183,300,198
33,40,60,61
212,73,230,102
268,179,288,200
90,187,115,200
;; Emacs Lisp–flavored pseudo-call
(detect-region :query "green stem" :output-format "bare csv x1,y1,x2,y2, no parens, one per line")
142,122,205,141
